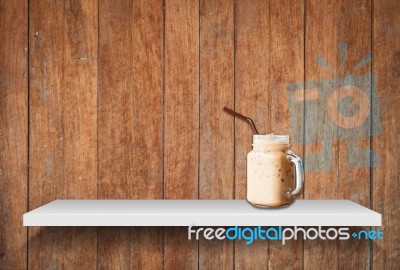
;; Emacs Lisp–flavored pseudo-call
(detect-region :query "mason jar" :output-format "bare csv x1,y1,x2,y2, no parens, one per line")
247,134,304,208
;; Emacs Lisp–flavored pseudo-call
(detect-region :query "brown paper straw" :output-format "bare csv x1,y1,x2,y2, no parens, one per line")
223,107,259,135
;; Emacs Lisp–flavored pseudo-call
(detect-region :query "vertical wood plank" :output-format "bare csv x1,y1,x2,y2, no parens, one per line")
336,1,372,269
235,0,270,268
303,1,339,267
164,0,199,199
373,0,400,268
98,0,163,269
164,0,199,268
199,0,234,269
304,0,371,269
0,0,27,269
29,0,98,269
268,0,304,269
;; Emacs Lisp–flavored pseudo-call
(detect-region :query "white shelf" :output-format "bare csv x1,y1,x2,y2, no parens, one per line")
23,199,381,227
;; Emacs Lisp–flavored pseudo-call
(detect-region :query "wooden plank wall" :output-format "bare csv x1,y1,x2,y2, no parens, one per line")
0,0,399,269
373,0,400,267
0,0,28,269
29,0,98,269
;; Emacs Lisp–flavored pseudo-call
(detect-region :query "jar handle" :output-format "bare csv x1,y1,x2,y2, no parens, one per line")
286,151,304,199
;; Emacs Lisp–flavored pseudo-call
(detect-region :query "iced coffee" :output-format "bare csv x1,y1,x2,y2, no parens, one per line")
247,134,304,208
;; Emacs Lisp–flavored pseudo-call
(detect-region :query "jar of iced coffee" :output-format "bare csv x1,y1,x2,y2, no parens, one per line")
247,134,304,208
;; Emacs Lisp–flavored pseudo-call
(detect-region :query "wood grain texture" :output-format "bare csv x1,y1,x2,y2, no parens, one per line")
235,0,270,268
303,1,339,267
335,1,372,269
164,227,198,270
268,0,304,269
0,0,27,269
199,0,234,268
304,0,371,269
98,0,163,269
29,0,98,269
164,0,199,199
373,0,400,268
164,0,199,268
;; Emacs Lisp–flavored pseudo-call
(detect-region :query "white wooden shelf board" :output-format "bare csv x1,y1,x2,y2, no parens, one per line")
23,200,381,227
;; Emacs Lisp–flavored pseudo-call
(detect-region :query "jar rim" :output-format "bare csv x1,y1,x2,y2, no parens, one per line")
252,134,289,145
